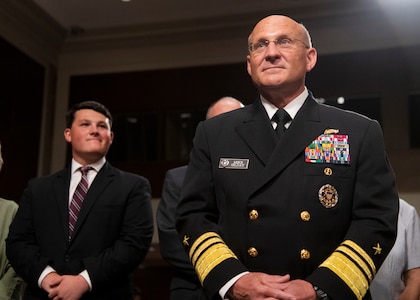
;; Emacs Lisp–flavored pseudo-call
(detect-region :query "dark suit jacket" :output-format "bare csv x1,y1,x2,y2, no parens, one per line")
176,95,399,300
6,162,153,300
157,166,206,300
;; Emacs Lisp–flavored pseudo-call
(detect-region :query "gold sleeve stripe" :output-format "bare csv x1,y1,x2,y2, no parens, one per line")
319,240,376,300
189,232,238,283
338,244,375,282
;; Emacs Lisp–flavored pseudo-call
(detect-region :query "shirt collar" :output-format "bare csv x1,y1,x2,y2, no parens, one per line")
261,87,308,120
71,157,106,175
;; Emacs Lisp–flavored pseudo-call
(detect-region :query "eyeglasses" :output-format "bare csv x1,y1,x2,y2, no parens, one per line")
248,38,310,54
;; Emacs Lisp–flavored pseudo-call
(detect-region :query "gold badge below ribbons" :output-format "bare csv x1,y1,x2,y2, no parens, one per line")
318,184,338,208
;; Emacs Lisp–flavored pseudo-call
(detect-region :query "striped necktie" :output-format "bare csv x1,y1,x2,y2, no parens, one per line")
69,166,91,240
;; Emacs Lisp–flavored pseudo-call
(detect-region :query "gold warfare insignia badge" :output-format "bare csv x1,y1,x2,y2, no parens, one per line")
324,128,339,135
318,184,338,208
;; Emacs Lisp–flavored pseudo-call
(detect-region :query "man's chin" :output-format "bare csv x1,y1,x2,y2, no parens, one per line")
260,82,285,90
259,75,286,86
83,149,107,158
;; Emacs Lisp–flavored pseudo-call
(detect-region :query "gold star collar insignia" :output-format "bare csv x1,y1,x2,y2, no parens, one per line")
183,235,190,247
373,242,382,255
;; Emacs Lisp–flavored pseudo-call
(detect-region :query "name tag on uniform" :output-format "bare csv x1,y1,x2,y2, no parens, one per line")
218,158,249,169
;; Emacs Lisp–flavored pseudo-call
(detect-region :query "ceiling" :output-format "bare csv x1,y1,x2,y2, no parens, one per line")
26,0,420,70
31,0,340,32
29,0,420,50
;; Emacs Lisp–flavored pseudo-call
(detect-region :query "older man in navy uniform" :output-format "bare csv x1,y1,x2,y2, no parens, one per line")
176,15,398,300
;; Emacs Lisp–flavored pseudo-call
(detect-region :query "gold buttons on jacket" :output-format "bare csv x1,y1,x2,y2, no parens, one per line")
324,167,333,176
300,211,310,222
300,249,310,260
249,209,259,221
248,247,258,257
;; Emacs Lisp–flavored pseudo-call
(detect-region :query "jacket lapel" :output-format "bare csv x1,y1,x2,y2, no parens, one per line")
55,168,72,242
236,100,278,166
70,162,115,240
250,96,328,196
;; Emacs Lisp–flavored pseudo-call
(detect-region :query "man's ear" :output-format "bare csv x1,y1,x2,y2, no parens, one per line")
306,48,317,72
109,131,114,145
64,128,71,143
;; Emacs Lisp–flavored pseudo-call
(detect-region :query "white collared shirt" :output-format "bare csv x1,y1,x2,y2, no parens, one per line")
261,87,308,129
69,157,105,205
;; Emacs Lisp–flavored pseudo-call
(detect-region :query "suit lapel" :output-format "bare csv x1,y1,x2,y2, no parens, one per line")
236,100,278,166
55,168,72,242
71,162,116,240
250,96,328,195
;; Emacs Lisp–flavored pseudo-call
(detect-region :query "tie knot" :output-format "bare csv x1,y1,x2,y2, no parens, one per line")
80,166,92,176
272,109,291,128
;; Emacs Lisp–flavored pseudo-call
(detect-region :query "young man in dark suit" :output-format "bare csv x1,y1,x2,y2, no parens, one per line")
176,15,399,300
6,101,153,300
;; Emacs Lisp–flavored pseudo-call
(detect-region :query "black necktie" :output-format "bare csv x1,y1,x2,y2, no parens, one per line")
272,109,291,140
